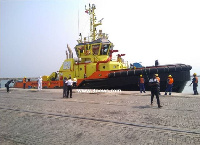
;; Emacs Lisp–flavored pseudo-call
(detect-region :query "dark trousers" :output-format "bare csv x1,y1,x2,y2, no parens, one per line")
165,84,172,94
63,86,68,98
67,86,72,98
23,83,26,89
151,89,161,107
193,84,198,95
73,82,77,88
6,85,9,92
139,83,145,93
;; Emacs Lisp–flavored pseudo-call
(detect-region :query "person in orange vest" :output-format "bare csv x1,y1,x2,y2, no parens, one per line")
190,73,198,95
165,75,174,95
138,74,145,93
155,74,161,95
23,77,26,89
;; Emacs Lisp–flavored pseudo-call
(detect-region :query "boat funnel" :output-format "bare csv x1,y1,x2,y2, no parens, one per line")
67,44,73,58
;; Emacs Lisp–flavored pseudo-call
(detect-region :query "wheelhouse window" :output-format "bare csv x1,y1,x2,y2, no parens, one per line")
92,44,100,55
100,44,110,55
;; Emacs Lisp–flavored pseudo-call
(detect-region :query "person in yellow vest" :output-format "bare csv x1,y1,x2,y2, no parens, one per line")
138,74,145,93
73,77,77,87
165,75,174,95
23,77,26,89
155,74,161,95
190,73,198,95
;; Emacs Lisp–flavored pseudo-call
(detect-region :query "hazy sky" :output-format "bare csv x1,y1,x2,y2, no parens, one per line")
1,0,200,78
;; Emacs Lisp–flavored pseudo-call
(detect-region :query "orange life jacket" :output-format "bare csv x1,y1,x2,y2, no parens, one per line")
168,78,173,84
195,77,198,83
140,78,144,84
23,78,26,83
156,77,160,82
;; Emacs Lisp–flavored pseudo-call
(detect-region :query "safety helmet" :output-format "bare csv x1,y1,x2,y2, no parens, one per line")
155,74,158,77
24,76,26,78
140,75,142,77
168,75,172,78
193,73,197,76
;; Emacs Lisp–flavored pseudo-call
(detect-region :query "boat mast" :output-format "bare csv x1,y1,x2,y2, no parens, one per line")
85,4,102,41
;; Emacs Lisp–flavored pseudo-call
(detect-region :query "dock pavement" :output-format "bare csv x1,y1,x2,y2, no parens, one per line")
0,88,200,145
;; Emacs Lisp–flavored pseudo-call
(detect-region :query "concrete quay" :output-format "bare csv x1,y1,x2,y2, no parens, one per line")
0,88,200,145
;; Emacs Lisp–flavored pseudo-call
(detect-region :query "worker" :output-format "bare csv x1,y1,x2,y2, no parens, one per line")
165,75,174,95
37,76,43,91
155,74,161,95
138,74,145,93
23,77,26,89
73,77,77,87
63,77,68,98
66,77,73,98
149,74,162,108
5,79,14,92
189,73,198,95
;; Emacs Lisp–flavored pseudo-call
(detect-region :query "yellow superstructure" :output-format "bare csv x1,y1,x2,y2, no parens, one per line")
58,4,128,84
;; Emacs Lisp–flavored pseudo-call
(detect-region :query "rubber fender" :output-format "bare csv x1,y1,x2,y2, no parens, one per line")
115,72,121,77
186,65,192,70
164,66,169,72
168,66,176,72
127,70,135,76
108,73,114,78
175,65,182,72
143,68,150,75
157,67,165,73
180,65,188,71
149,68,158,74
135,69,142,75
121,71,128,77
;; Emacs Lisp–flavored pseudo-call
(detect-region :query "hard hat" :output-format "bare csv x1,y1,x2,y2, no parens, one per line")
140,75,142,77
24,76,26,78
193,73,197,76
168,75,172,78
155,74,158,77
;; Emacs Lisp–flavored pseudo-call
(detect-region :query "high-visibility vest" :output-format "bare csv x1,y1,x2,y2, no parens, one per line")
156,77,160,83
168,78,173,84
140,78,144,84
195,77,198,83
23,78,26,83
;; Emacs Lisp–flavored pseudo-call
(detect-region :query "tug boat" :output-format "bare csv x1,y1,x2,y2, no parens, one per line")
14,4,192,92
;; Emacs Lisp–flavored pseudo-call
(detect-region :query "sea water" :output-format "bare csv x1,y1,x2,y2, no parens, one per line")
0,80,14,88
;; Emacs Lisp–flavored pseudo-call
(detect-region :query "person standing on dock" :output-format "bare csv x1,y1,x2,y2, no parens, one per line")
138,75,145,93
190,73,198,95
23,77,26,89
37,76,43,91
149,74,162,108
155,74,161,95
165,75,174,95
5,80,14,92
73,77,77,88
63,77,67,98
66,77,73,98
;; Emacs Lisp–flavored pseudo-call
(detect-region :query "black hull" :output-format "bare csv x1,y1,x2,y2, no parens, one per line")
77,64,192,92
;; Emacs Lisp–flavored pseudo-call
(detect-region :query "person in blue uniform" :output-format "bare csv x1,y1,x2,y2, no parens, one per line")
190,73,198,95
149,74,162,108
63,77,67,98
138,74,145,93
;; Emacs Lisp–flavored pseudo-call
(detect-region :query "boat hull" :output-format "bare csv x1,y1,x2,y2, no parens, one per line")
14,64,192,93
78,64,191,92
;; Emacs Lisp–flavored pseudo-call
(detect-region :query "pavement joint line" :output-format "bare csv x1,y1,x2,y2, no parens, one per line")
1,97,198,112
0,106,200,135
